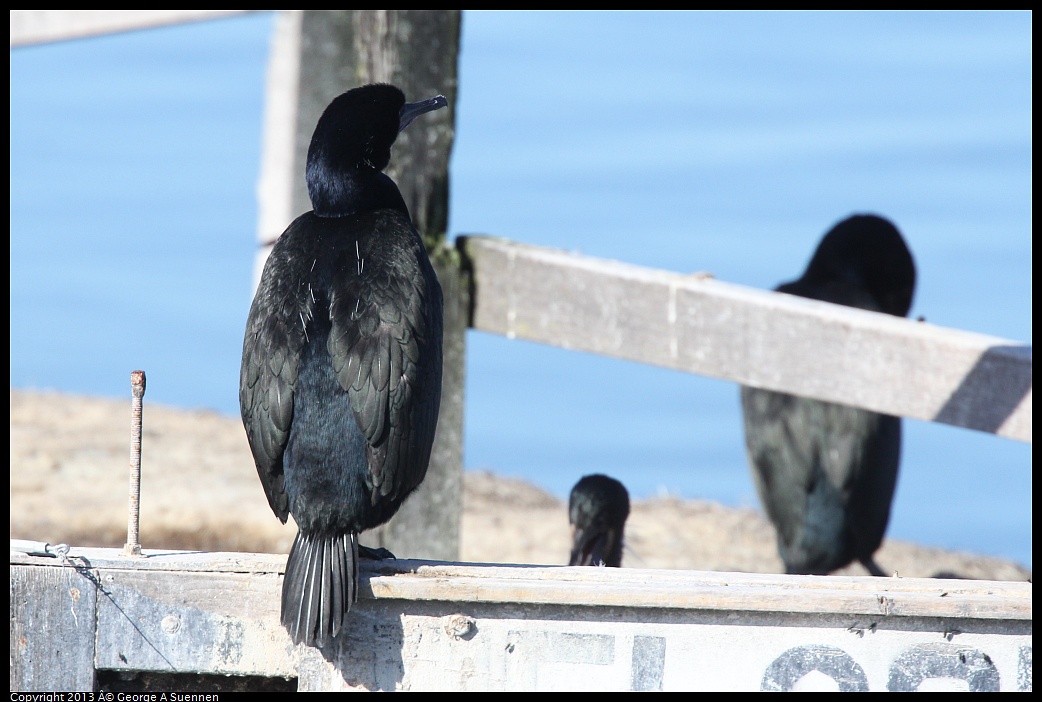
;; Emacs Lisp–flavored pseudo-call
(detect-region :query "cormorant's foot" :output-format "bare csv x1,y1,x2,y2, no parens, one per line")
359,545,396,561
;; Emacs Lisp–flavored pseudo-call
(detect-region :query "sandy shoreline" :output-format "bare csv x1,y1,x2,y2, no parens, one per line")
10,389,1030,582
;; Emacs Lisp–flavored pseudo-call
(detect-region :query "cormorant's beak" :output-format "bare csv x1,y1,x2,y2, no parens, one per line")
399,94,448,132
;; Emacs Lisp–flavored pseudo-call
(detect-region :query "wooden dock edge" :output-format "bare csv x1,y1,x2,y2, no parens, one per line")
10,542,1032,691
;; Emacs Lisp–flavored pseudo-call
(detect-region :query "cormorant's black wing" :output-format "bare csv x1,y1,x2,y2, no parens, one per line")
741,387,822,551
327,210,443,505
239,216,317,523
741,377,899,570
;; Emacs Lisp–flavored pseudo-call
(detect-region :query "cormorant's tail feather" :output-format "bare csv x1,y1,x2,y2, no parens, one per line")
282,531,358,646
569,526,624,568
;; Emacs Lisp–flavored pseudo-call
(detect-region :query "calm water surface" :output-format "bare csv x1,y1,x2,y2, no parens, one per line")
9,11,1031,567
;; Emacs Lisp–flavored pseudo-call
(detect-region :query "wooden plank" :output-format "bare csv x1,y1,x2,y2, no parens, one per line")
12,547,1031,621
94,569,293,677
366,561,1032,622
311,599,1029,692
10,563,98,691
10,547,1031,691
10,543,286,573
9,10,251,47
461,236,1032,443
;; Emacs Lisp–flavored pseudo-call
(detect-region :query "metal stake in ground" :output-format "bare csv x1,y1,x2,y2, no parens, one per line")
124,369,146,557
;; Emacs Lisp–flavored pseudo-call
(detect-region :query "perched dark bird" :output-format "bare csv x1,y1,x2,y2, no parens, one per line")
740,214,916,577
568,474,631,567
239,84,446,646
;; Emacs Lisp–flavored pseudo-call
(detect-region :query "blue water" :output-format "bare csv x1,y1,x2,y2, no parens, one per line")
10,11,1031,568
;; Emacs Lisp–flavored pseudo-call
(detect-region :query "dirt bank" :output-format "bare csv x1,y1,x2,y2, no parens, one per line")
10,389,1031,581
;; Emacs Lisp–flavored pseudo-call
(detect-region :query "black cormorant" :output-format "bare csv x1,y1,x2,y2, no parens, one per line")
239,84,446,646
740,214,916,577
568,474,631,567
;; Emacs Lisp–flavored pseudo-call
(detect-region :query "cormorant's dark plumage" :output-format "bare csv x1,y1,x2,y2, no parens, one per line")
568,474,631,568
740,214,916,577
239,84,446,646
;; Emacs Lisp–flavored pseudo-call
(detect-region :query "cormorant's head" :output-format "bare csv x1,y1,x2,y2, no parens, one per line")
568,473,630,567
801,214,917,317
305,83,447,216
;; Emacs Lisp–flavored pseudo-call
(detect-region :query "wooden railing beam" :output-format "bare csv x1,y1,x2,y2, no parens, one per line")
461,236,1031,443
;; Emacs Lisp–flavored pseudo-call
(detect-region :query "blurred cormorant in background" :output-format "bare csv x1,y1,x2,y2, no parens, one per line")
740,214,916,577
240,84,446,646
568,474,631,567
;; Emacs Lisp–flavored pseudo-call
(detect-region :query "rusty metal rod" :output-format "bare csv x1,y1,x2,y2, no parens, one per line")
124,369,146,557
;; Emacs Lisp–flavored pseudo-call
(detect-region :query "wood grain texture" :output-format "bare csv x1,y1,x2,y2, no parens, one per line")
461,236,1031,442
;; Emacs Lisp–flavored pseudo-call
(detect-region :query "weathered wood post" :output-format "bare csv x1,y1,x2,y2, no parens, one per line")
255,10,464,560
